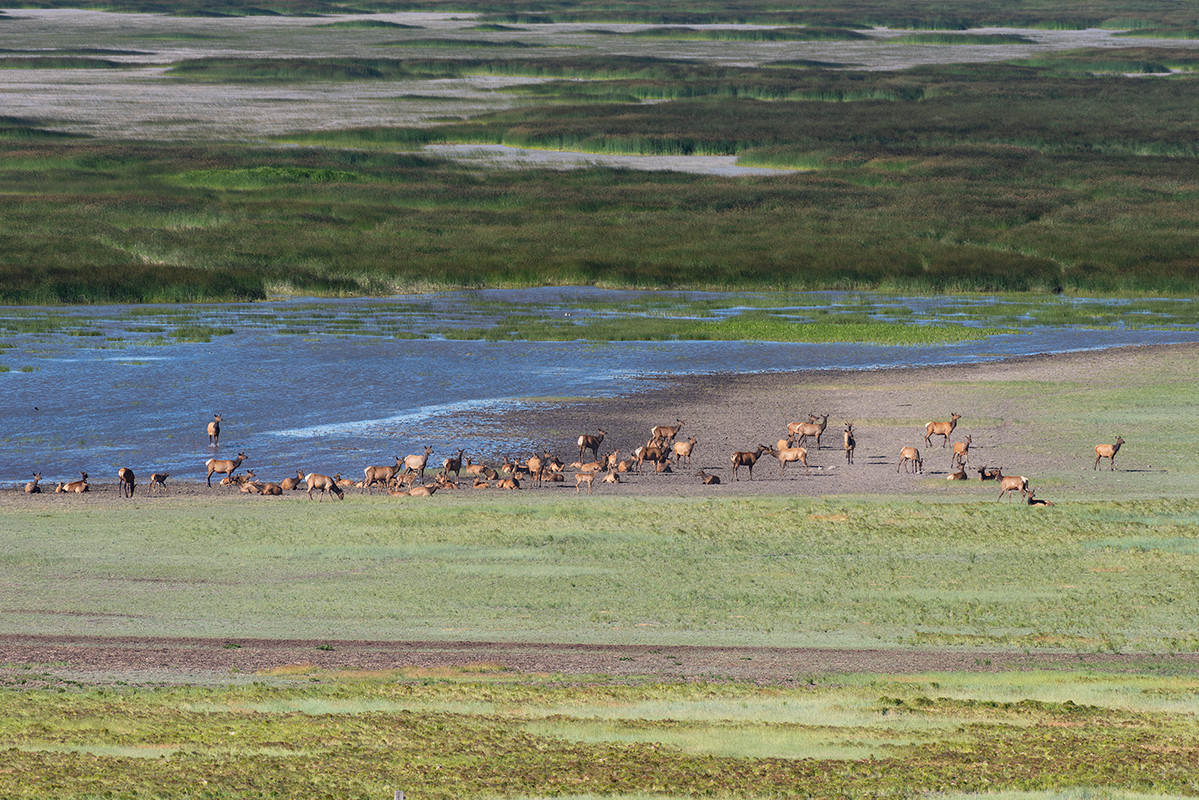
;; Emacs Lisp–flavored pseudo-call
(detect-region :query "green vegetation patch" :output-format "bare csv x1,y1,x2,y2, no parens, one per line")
311,18,421,28
888,32,1036,44
386,37,547,49
0,56,145,69
613,25,870,41
171,165,371,189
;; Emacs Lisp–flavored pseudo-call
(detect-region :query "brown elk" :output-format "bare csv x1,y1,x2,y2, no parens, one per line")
460,458,488,477
791,414,830,450
61,472,89,493
304,472,344,501
951,435,972,468
149,472,170,492
1026,489,1055,506
117,467,136,498
650,419,684,442
773,445,810,476
730,445,771,481
946,468,968,480
442,449,465,478
997,474,1029,502
496,477,520,490
260,482,283,496
363,457,404,492
924,413,961,447
843,422,855,465
24,473,42,494
280,471,304,491
206,452,248,486
408,484,439,497
696,469,721,485
897,446,923,473
634,442,670,475
672,436,697,467
402,446,435,481
977,465,1001,481
575,471,597,494
472,478,491,489
526,452,545,487
1094,436,1125,471
577,430,606,462
207,413,222,447
602,472,620,485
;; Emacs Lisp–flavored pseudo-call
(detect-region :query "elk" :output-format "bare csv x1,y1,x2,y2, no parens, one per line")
304,472,344,501
1094,436,1125,471
472,478,491,489
402,446,434,481
634,442,670,475
897,446,923,473
62,472,89,493
496,477,520,490
655,461,672,474
408,484,439,497
650,419,684,443
149,472,170,492
281,471,304,491
260,483,283,496
924,413,961,447
24,473,42,494
997,473,1029,502
843,422,855,465
672,436,697,467
791,414,830,449
363,457,404,492
951,435,972,468
206,452,247,486
1027,489,1055,506
442,449,465,478
117,467,136,498
207,413,222,447
977,465,1001,481
577,430,606,461
335,474,357,489
602,472,620,485
696,469,721,485
730,445,771,481
773,444,810,476
526,452,545,487
946,468,968,480
575,471,597,494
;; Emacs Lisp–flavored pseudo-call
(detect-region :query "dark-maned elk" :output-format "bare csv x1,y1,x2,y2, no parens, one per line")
24,473,42,494
206,452,247,486
577,430,606,462
696,469,721,485
207,413,222,447
1027,489,1055,506
117,467,136,499
730,445,771,481
1094,436,1125,471
924,413,961,448
442,449,465,479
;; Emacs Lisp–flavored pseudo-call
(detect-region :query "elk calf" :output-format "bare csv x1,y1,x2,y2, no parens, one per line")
1094,436,1125,471
207,413,222,447
149,472,170,492
897,447,923,473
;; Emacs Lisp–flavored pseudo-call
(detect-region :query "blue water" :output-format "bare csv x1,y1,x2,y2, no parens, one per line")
2,290,1196,485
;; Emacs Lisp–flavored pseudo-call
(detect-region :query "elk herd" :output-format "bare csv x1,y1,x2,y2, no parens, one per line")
18,409,1126,507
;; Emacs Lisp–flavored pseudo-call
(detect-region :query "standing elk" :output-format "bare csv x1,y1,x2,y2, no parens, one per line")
577,430,606,462
526,452,545,487
696,469,721,485
773,444,810,476
951,435,972,468
650,419,684,443
24,473,42,494
363,457,404,492
897,446,923,473
1094,436,1125,471
117,467,136,498
207,413,222,447
843,422,855,465
402,446,434,481
575,471,597,494
304,472,344,501
442,449,465,479
924,413,961,447
997,473,1029,502
634,442,670,475
206,452,247,486
149,472,170,492
730,445,771,481
791,414,830,449
672,436,697,467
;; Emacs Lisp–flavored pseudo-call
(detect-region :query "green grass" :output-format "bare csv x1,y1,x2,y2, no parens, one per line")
888,32,1036,44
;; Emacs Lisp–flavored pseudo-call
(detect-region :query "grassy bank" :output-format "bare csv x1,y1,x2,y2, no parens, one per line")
1,668,1197,799
2,495,1197,651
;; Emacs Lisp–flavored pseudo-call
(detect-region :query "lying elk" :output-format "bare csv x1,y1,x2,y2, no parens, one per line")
791,414,830,450
924,413,961,448
650,419,684,443
946,468,968,480
843,422,855,465
773,444,810,476
206,452,247,486
403,446,434,481
897,446,923,474
24,472,42,494
976,465,1001,481
363,457,404,492
1094,436,1125,471
460,458,491,478
1026,489,1055,506
304,472,344,501
280,471,304,491
951,435,972,468
149,472,170,492
117,467,136,499
997,473,1029,502
577,430,606,462
673,436,697,468
207,413,222,447
59,472,89,493
696,469,721,485
730,445,771,481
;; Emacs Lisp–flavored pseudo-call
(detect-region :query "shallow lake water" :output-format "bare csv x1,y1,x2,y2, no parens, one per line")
2,289,1196,485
